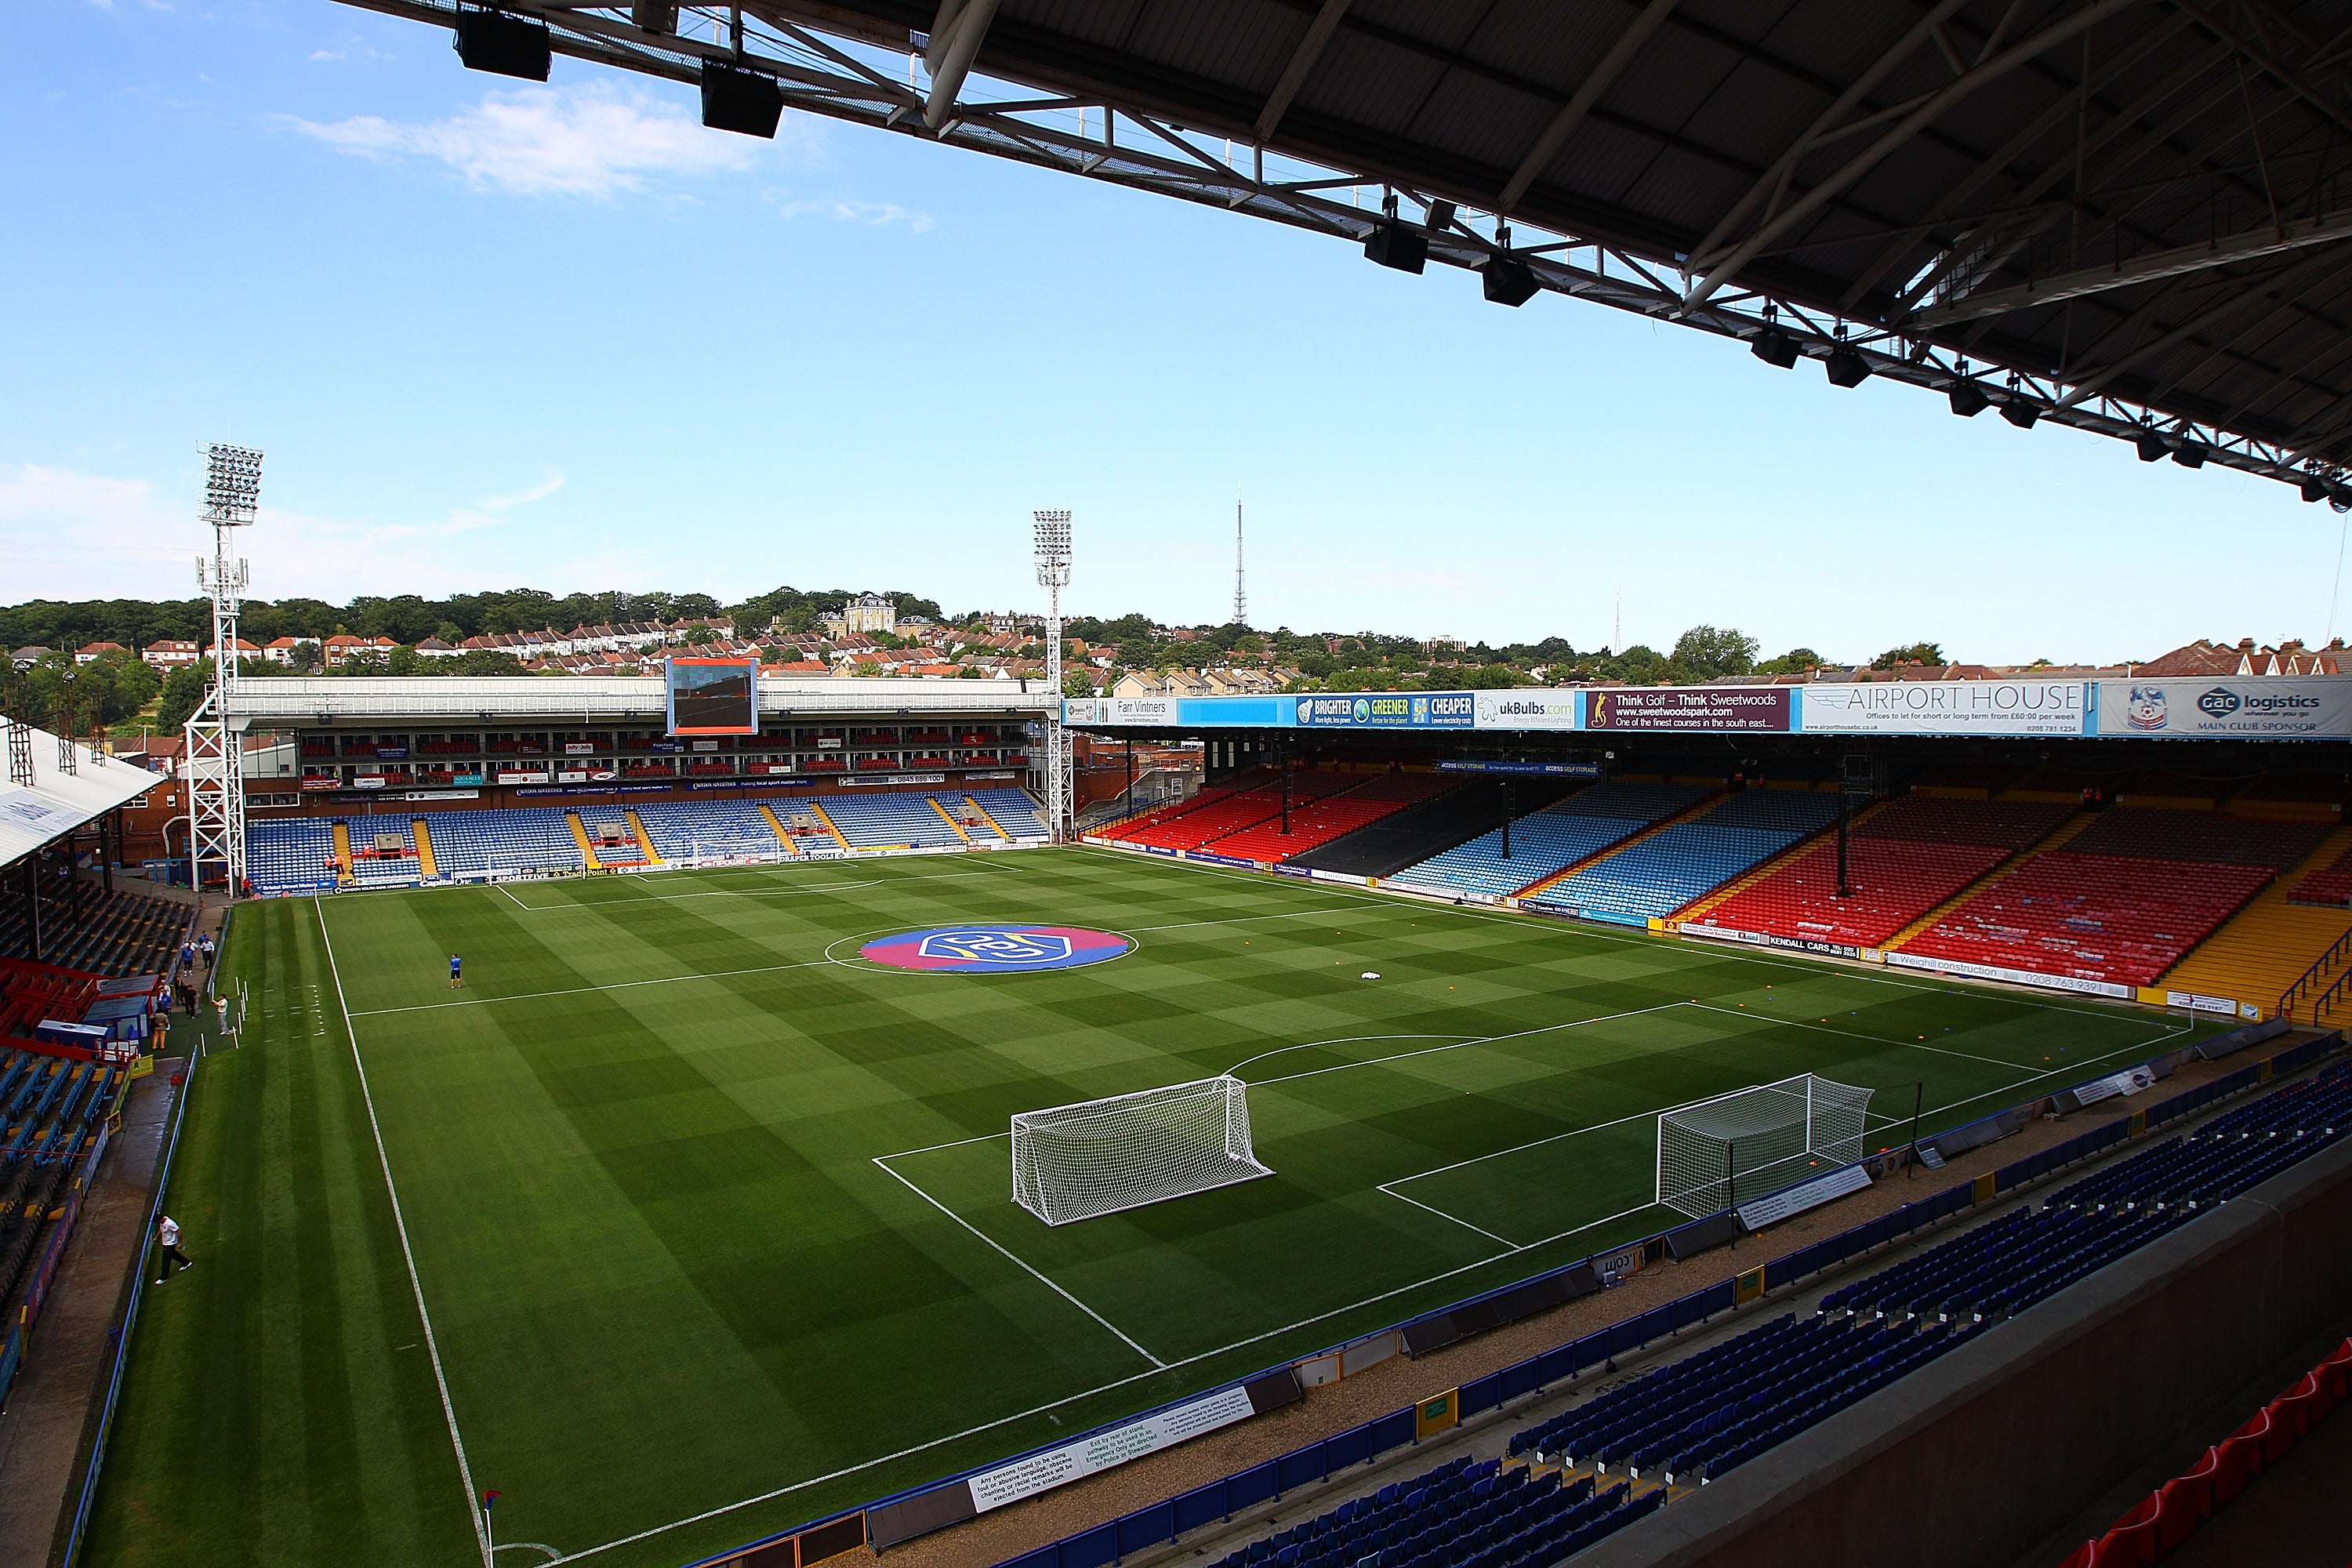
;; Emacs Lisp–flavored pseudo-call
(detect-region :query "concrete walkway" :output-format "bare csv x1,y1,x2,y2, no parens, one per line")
0,1069,181,1568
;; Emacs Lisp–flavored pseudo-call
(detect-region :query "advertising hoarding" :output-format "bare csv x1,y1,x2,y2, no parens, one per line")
1474,690,1581,731
1291,691,1475,728
1585,688,1792,731
2095,677,2352,738
1801,680,2089,735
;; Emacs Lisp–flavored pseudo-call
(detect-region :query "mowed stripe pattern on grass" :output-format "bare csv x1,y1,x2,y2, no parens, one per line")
89,850,2209,1568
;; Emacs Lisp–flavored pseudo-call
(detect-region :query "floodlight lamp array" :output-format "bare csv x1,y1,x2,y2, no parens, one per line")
202,444,264,525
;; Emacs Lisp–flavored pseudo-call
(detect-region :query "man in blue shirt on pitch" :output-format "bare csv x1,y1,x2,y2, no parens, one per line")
448,952,463,989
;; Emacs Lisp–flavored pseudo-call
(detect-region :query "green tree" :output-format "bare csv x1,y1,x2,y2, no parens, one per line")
1061,670,1096,698
1875,641,1946,667
1670,625,1759,681
1756,647,1823,676
155,660,212,731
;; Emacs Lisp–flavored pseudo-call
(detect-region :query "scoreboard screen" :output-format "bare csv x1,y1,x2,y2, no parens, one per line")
666,657,759,735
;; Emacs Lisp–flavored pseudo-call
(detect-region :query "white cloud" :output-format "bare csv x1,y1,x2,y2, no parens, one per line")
774,196,933,233
280,82,800,196
0,463,586,602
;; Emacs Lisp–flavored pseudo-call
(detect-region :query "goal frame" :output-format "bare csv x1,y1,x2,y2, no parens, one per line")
1654,1073,1874,1220
1011,1074,1273,1226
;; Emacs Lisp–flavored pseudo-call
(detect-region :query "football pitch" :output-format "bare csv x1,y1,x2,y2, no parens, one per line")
85,847,2220,1567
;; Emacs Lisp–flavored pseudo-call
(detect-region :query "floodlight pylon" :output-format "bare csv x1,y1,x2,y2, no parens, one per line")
188,442,261,896
1033,509,1073,842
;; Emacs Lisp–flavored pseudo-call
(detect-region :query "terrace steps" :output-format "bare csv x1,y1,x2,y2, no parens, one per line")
623,809,663,866
410,818,437,879
963,795,1011,842
328,822,356,888
564,811,604,870
1882,809,2093,952
1673,799,1889,924
1511,786,1730,901
808,800,855,852
927,797,975,844
2156,826,2352,1020
756,801,797,851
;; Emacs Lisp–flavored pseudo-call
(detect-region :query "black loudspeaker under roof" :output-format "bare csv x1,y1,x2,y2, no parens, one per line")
452,10,550,80
1998,397,2040,430
1751,328,1799,368
1823,347,1870,387
1482,256,1539,307
1947,379,1989,416
2137,431,2169,461
1363,220,1428,274
702,61,784,138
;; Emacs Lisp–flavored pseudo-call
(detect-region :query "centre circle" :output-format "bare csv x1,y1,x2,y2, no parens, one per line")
856,924,1133,974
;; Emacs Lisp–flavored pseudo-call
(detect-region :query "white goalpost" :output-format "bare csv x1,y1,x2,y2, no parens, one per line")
1655,1073,1875,1219
1011,1075,1273,1225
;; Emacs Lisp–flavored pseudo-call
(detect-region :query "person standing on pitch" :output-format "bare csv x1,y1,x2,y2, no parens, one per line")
154,1214,192,1283
448,952,462,989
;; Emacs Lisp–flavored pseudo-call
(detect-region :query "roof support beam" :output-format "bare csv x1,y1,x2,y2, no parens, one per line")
1687,0,1970,272
922,0,1000,130
1254,0,1352,143
1915,207,2352,324
1682,0,2151,313
2057,245,2352,405
1497,0,1681,213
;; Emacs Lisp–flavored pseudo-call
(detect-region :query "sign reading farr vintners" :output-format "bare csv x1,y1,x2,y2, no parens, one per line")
1585,687,1792,731
1802,680,2089,735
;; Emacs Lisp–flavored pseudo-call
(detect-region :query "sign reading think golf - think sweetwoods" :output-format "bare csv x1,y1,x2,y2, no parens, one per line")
966,1385,1257,1512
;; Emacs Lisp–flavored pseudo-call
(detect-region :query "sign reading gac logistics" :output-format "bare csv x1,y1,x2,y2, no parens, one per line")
1584,687,1792,731
1292,691,1476,728
1802,680,2089,735
2096,677,2352,739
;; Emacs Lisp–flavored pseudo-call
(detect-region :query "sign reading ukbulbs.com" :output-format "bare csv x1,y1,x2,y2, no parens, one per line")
2096,678,2352,737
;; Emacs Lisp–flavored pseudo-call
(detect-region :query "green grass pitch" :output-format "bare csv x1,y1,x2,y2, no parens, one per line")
83,847,2221,1566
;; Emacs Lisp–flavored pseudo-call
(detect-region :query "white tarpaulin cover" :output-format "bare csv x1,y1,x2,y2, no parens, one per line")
0,715,156,870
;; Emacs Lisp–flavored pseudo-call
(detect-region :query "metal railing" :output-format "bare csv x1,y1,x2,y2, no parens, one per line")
2277,924,2352,1022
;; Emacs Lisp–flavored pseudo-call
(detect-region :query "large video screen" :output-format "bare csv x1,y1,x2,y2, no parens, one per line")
666,657,760,735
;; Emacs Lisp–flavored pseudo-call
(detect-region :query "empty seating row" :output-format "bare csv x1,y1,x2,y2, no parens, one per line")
2064,808,2328,869
819,792,971,850
2290,842,2352,906
1851,795,2074,849
969,789,1047,838
1208,1455,1661,1568
1896,851,2273,985
1385,782,1718,900
1213,778,1455,864
631,801,791,861
1103,773,1363,851
0,887,191,979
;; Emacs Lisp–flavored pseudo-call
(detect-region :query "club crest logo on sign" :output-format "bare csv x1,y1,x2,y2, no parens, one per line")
859,924,1131,973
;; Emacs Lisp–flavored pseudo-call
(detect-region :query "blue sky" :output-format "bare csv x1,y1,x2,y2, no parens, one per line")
2,0,2342,663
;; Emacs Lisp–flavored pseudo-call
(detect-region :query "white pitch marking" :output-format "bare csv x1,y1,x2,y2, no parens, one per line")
316,898,491,1568
869,1156,1165,1369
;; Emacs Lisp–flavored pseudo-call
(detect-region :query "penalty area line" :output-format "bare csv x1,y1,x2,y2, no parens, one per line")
869,1155,1167,1370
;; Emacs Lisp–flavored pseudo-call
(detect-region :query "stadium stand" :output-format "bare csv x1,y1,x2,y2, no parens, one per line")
1209,774,1454,863
1526,789,1841,926
1287,778,1583,879
1467,1058,2352,1534
2289,840,2352,906
1684,796,2075,950
1896,852,2274,987
247,818,339,894
1386,782,1712,901
821,792,972,851
2159,827,2352,1016
0,888,190,979
969,789,1047,840
0,1047,121,1326
1888,809,2326,988
1101,772,1359,853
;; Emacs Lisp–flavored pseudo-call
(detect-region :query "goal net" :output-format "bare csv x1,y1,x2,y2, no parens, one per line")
1656,1074,1875,1219
1011,1075,1273,1226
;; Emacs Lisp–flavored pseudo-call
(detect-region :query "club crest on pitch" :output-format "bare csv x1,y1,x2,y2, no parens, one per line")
920,928,1072,964
859,924,1131,973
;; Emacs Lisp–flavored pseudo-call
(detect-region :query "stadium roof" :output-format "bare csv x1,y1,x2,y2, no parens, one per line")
227,676,1056,726
336,1,2352,499
0,717,156,871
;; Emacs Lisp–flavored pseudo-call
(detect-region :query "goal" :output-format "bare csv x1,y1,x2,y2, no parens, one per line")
1656,1074,1875,1219
1011,1075,1273,1225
